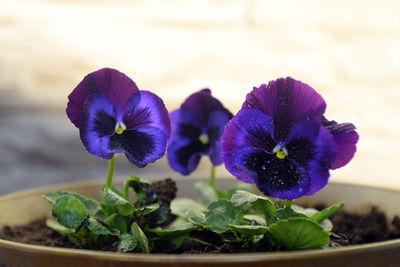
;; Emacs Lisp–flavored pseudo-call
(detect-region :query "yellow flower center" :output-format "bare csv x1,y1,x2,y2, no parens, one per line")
199,134,209,145
115,122,126,135
273,146,288,160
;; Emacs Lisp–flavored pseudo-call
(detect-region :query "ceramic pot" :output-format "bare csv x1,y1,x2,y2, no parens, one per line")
1,177,400,267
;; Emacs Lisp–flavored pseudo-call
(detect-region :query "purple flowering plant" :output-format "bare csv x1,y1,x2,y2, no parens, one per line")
167,89,233,195
44,69,358,253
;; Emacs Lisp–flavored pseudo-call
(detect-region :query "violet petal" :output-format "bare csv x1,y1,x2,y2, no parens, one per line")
207,110,231,165
221,109,275,183
181,89,233,126
124,90,171,138
80,94,115,160
67,68,139,128
168,108,201,143
242,77,326,139
167,138,203,175
111,126,167,167
287,122,337,195
322,117,359,169
234,146,310,200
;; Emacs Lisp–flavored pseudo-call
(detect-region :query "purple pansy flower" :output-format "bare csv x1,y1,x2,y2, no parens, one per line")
66,68,171,167
221,77,358,200
167,89,233,175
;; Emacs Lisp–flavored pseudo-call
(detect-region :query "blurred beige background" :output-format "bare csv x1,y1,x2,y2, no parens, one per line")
0,0,399,194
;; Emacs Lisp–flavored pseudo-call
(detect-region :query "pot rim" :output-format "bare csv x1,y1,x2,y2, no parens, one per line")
1,178,399,262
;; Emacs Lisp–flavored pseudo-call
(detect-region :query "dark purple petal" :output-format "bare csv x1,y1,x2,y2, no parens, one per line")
322,117,359,169
221,109,275,183
111,126,167,167
124,90,171,138
167,138,203,175
233,147,310,200
209,140,222,166
169,109,201,143
167,109,204,174
181,89,233,126
67,68,139,128
287,122,337,195
242,77,326,140
206,110,232,165
286,121,321,165
80,94,115,160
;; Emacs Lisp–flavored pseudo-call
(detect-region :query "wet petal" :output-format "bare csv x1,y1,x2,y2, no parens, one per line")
233,147,310,200
287,122,337,195
124,91,171,138
242,77,326,140
181,89,233,126
110,126,168,167
80,94,116,159
221,109,276,183
167,138,204,175
322,117,359,169
67,68,139,128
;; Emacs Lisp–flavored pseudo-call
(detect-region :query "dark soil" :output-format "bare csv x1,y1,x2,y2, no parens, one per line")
331,206,400,244
152,178,177,203
0,218,77,249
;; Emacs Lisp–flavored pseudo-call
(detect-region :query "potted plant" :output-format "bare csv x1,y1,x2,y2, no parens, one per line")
1,68,400,266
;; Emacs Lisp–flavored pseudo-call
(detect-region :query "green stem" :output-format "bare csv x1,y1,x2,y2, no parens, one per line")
123,180,129,200
210,165,216,189
123,175,139,200
105,155,115,189
285,199,292,208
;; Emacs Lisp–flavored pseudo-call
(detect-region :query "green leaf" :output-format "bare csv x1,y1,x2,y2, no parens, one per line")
131,222,149,253
44,191,100,215
195,182,218,205
146,200,170,225
267,217,330,249
292,205,333,231
104,213,128,233
319,218,333,232
226,183,254,199
206,199,243,234
273,199,282,209
87,217,118,236
125,176,153,207
134,203,160,217
243,214,267,226
68,217,117,249
110,185,124,197
126,176,152,193
52,195,87,228
170,198,206,217
102,187,136,216
164,217,192,230
149,222,196,237
46,219,72,235
185,209,207,227
118,233,137,253
229,224,268,235
269,207,307,225
148,222,195,251
311,202,345,223
231,190,276,218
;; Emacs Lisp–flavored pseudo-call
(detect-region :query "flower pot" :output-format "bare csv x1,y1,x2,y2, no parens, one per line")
1,177,400,267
